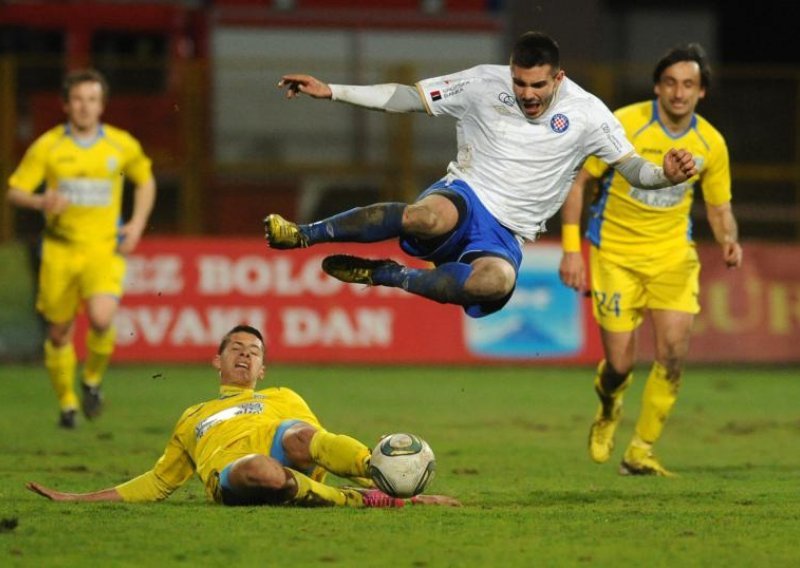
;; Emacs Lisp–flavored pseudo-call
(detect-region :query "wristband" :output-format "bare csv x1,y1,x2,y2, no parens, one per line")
562,224,582,253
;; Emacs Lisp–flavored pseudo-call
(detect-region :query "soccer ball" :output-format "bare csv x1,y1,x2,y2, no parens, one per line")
368,433,436,498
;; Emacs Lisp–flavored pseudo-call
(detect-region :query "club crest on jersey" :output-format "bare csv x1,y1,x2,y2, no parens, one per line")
106,156,118,172
550,114,569,133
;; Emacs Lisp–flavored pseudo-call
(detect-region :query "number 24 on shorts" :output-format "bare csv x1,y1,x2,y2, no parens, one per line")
594,291,622,318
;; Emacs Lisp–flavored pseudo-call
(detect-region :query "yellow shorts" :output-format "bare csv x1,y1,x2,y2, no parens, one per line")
589,245,700,333
36,238,126,323
200,420,327,504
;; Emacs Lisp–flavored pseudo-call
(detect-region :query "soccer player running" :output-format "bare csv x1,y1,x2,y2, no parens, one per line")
264,31,698,318
6,69,156,429
558,44,743,476
27,325,460,508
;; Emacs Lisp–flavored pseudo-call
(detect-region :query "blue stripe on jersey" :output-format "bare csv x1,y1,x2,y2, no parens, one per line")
587,171,614,247
693,121,711,151
686,211,694,242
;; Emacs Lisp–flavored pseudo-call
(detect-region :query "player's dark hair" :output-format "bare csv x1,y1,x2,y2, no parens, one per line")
218,325,265,355
510,31,560,70
653,43,712,89
61,68,110,102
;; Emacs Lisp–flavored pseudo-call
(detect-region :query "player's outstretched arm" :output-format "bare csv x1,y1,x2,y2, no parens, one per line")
410,494,462,507
26,481,123,502
278,74,333,99
613,150,696,190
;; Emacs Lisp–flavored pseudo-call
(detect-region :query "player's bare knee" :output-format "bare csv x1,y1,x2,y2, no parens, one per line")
402,203,442,237
464,261,516,300
230,455,287,490
47,322,74,346
282,422,318,469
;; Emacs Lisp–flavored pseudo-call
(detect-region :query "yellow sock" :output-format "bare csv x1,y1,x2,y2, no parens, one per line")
594,360,632,417
633,361,680,445
289,469,363,507
83,327,116,387
309,430,371,478
44,340,78,410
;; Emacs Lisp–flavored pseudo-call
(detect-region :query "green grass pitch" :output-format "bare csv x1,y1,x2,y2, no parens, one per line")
1,363,799,567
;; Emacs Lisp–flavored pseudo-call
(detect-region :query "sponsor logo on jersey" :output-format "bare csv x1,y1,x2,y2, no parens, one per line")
430,90,442,101
194,402,264,439
550,113,570,133
498,92,515,107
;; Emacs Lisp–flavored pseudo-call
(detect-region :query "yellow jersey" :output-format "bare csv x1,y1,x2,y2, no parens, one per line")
584,100,730,258
115,385,323,503
8,123,153,248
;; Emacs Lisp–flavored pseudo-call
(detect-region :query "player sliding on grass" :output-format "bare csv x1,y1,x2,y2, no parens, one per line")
265,31,698,318
27,325,460,508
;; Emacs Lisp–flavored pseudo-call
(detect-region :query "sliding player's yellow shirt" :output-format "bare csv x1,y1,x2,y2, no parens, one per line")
585,100,731,261
116,385,323,503
8,123,153,249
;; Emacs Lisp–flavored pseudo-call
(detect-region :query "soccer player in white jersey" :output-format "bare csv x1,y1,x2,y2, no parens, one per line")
265,31,697,318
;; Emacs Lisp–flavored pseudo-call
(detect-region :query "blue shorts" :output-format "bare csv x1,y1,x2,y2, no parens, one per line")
399,178,523,317
219,419,313,506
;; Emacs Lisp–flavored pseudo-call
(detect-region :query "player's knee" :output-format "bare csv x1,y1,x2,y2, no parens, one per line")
230,455,288,491
282,423,318,469
403,203,440,236
464,261,516,300
47,322,74,347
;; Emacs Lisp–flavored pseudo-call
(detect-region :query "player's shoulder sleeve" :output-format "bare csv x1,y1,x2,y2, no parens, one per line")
104,124,154,185
583,101,650,177
416,64,497,118
694,115,731,205
7,126,65,192
579,92,634,165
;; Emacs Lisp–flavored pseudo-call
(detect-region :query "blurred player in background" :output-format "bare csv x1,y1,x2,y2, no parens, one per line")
265,31,697,318
27,325,460,508
558,44,743,476
6,69,156,429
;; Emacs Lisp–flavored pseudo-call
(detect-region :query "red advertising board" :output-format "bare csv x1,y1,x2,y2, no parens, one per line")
641,242,800,363
74,238,800,364
81,238,600,364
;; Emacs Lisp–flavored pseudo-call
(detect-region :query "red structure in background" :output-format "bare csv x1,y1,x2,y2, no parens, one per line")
0,1,208,162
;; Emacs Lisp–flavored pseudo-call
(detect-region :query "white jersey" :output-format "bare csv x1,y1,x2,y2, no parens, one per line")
416,64,633,241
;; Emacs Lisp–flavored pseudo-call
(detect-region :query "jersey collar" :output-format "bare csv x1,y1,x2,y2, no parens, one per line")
65,122,105,148
219,384,254,398
652,99,697,139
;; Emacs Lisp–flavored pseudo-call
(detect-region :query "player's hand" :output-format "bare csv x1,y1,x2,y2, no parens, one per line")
410,494,462,507
118,220,146,255
663,148,697,184
559,251,587,292
721,241,743,268
26,481,77,501
277,74,333,100
40,189,70,215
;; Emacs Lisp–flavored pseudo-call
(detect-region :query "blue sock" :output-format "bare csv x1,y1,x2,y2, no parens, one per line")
301,203,405,245
373,262,473,306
